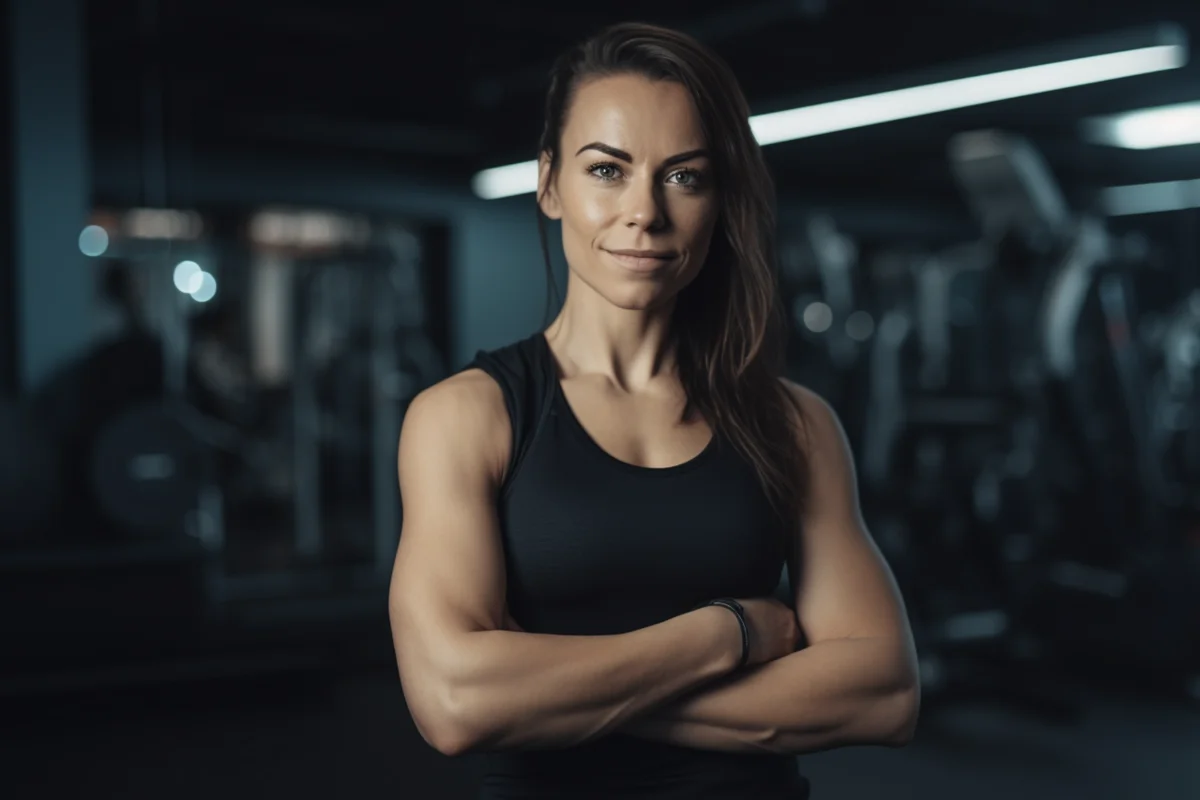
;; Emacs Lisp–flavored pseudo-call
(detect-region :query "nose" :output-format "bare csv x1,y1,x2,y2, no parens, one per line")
623,174,667,231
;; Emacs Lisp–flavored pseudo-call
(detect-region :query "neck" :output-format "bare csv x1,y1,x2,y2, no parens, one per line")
545,281,677,391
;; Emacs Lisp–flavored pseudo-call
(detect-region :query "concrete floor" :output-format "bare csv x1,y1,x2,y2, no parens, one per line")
5,667,1198,800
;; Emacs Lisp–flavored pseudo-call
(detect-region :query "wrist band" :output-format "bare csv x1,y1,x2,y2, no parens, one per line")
695,598,750,669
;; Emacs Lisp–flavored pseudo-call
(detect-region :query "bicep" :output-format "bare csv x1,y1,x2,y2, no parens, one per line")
388,373,511,736
788,385,912,646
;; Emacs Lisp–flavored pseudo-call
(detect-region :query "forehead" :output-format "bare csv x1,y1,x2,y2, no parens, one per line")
563,74,706,155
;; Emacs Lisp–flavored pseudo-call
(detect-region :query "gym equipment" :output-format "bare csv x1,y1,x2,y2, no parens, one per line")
854,131,1110,719
948,130,1070,254
800,214,862,371
941,129,1200,694
781,215,864,372
102,253,224,546
24,249,233,551
779,213,874,440
1143,290,1200,511
1032,263,1200,683
859,250,919,491
88,402,217,539
285,223,443,573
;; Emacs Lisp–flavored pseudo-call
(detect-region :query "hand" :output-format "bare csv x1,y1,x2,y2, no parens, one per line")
727,597,802,667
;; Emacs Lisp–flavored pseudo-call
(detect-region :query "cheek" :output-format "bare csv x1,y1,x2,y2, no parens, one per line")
561,175,613,233
676,200,719,264
673,255,707,295
559,186,617,278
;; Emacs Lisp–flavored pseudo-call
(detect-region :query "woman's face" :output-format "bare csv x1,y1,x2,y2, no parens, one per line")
539,74,720,312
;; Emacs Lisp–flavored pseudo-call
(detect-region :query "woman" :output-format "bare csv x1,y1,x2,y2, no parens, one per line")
389,22,919,800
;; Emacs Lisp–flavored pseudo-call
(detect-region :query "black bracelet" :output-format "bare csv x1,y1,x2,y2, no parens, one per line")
695,598,750,669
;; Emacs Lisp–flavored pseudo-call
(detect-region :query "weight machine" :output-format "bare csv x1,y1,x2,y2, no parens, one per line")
1033,236,1200,689
280,224,439,575
862,128,1200,706
856,131,1106,719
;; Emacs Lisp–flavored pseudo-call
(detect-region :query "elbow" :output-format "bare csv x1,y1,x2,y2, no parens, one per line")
881,682,921,747
423,715,477,758
878,639,921,747
409,679,486,758
397,634,495,757
430,730,478,759
420,701,483,758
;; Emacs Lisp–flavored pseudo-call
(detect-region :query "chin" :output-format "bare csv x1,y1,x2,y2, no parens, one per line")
571,262,687,312
599,281,674,312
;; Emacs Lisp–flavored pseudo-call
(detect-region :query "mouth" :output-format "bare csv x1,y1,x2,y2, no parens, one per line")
603,248,678,273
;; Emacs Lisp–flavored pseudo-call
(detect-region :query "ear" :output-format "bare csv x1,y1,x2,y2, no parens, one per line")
537,151,563,220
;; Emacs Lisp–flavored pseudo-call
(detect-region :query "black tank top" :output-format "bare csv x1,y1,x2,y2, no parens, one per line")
468,333,809,800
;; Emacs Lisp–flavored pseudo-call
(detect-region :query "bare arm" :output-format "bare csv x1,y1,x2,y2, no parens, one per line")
388,370,742,757
621,384,920,754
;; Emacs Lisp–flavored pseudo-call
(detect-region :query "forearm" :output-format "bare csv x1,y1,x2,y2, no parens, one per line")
449,606,740,753
622,636,919,755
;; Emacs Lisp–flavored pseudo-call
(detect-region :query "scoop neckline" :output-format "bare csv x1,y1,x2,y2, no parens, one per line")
538,332,718,476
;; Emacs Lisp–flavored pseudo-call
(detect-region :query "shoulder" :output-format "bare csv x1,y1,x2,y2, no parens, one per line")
410,368,509,419
778,378,829,414
399,369,511,482
472,333,544,371
777,378,838,431
777,378,849,457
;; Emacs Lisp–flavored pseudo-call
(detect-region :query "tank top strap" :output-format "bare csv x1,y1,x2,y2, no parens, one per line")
465,332,557,496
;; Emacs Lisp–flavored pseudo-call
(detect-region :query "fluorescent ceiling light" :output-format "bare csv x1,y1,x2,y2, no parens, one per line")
1083,101,1200,149
472,160,541,201
472,32,1187,200
750,43,1184,145
1102,179,1200,216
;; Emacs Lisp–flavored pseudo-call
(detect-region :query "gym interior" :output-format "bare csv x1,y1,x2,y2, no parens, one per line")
2,1,1199,797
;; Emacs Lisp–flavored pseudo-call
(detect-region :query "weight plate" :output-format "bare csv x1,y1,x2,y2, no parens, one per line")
89,403,209,537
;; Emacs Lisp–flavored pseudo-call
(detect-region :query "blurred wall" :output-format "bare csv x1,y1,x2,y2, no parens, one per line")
0,0,14,394
10,0,91,392
457,199,566,363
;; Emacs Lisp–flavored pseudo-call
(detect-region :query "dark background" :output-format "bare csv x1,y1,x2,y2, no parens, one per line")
2,1,1199,798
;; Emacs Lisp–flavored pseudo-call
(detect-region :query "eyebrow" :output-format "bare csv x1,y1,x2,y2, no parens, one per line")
574,142,709,167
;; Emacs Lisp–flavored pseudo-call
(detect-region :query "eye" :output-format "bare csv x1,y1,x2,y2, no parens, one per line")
668,169,704,189
588,162,622,182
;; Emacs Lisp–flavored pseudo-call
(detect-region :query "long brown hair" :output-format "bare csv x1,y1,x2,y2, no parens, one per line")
535,22,809,527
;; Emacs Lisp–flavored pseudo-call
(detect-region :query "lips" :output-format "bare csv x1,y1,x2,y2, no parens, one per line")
603,248,678,273
606,249,677,259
